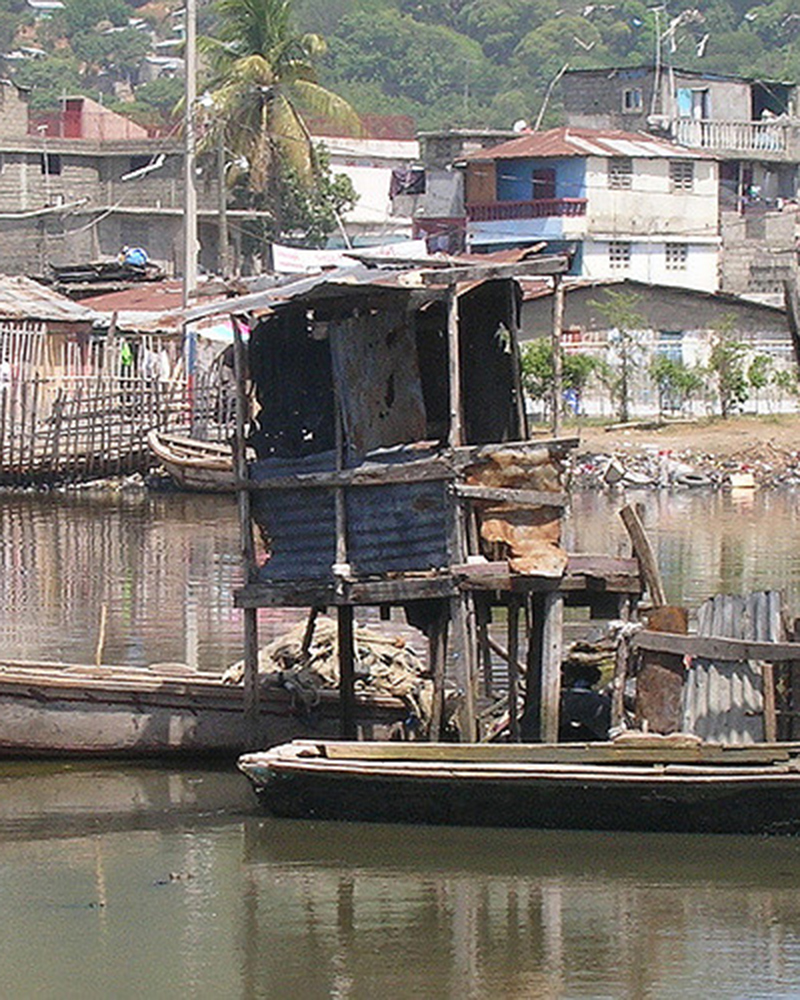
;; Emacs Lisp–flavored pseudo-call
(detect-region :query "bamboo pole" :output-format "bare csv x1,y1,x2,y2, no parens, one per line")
551,275,564,438
620,503,666,607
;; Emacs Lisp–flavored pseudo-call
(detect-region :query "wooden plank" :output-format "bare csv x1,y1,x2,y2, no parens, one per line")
540,591,563,743
237,456,453,491
452,437,579,468
419,256,570,285
620,503,667,606
234,575,458,609
551,274,564,437
447,285,462,448
633,629,800,663
312,739,797,766
453,484,568,507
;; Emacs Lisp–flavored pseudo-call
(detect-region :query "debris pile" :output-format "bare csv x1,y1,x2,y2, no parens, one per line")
571,440,800,490
223,616,435,733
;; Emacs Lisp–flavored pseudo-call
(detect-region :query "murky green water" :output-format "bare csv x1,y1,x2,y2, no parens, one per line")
4,486,800,996
2,762,800,999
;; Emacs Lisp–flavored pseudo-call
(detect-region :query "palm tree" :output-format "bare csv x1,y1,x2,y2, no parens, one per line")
200,0,360,195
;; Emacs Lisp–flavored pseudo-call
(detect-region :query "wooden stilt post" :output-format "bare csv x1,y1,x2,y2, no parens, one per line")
232,317,260,740
540,590,563,744
429,604,449,741
507,596,522,742
338,604,357,739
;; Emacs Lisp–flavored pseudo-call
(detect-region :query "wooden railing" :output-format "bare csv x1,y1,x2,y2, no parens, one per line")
672,117,789,154
467,198,587,222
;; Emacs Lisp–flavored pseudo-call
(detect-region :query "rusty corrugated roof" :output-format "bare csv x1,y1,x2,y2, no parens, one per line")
463,126,707,161
0,275,97,324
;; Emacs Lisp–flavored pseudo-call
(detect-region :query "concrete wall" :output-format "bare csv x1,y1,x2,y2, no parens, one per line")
720,205,799,295
585,155,718,238
582,239,719,292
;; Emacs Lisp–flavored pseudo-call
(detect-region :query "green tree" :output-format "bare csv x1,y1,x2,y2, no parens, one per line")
649,354,704,417
747,353,773,413
200,0,361,199
520,338,601,417
708,320,749,418
590,289,644,423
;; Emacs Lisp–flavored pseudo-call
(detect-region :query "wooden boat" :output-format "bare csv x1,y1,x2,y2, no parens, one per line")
238,738,800,834
0,660,410,758
147,429,236,492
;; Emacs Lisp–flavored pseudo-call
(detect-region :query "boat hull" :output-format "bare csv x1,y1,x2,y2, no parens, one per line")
0,665,407,758
239,743,800,835
147,430,236,492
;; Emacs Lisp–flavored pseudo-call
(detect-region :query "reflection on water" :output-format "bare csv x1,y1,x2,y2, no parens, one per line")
568,488,800,611
0,490,303,671
2,762,800,999
4,487,800,995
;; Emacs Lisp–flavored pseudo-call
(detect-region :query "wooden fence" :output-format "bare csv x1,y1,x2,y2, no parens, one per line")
1,320,238,484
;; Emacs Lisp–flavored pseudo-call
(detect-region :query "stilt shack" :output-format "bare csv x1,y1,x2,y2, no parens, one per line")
187,256,642,743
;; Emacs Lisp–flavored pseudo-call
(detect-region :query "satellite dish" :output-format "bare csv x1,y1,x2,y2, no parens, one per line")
512,119,529,132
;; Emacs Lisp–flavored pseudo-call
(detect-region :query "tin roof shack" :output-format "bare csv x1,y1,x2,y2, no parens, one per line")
188,258,643,743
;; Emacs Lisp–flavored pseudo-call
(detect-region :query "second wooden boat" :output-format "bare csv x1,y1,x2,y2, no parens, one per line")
0,660,409,758
147,429,236,492
238,738,800,835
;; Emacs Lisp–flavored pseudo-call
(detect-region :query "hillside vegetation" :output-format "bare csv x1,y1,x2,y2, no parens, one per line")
1,0,798,131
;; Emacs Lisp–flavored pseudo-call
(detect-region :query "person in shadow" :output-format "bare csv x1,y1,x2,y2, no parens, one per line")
558,661,612,742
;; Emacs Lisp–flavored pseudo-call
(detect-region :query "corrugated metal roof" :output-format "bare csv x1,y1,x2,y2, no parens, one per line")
0,275,98,324
519,276,786,315
82,280,233,334
464,126,707,162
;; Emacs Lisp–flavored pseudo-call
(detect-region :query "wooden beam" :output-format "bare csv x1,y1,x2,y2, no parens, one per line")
620,503,667,607
507,596,522,742
452,437,579,467
419,256,570,285
551,274,564,438
428,607,449,741
633,629,800,663
453,484,568,507
237,456,453,491
447,285,462,448
233,316,260,732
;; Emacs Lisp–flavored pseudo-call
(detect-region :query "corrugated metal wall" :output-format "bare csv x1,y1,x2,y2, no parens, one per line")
681,591,782,744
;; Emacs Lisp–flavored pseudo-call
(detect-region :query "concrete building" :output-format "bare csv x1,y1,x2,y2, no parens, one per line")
461,126,720,292
558,66,800,296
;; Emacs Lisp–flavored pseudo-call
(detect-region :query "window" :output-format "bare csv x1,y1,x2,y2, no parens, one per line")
532,167,556,200
609,241,631,269
608,157,633,189
670,160,694,190
665,243,688,270
622,88,643,113
40,152,61,176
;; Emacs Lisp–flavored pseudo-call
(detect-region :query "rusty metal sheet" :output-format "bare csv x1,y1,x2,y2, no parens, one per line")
466,448,568,577
329,311,426,457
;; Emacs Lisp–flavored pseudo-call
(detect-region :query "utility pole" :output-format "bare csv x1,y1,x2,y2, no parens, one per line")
183,0,198,307
217,136,230,277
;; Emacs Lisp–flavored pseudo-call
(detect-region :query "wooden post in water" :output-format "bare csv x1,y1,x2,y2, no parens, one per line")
338,604,357,739
540,590,563,743
232,318,260,739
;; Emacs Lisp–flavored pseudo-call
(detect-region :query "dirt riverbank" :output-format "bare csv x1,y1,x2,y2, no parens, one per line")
556,415,800,488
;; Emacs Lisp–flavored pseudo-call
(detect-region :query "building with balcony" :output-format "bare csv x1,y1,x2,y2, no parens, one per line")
460,126,720,292
558,66,800,296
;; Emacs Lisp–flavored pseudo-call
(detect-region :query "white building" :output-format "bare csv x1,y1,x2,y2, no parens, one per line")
461,126,721,292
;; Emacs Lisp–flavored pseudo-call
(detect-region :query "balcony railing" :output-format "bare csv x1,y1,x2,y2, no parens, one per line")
467,197,587,223
672,117,789,154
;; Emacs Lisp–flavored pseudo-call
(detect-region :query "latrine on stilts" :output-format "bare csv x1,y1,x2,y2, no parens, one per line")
188,256,642,743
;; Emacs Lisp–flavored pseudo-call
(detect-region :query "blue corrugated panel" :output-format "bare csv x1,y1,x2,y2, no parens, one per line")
347,481,449,576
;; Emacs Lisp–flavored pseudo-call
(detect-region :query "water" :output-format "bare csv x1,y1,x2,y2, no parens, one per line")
3,762,800,998
4,485,800,996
